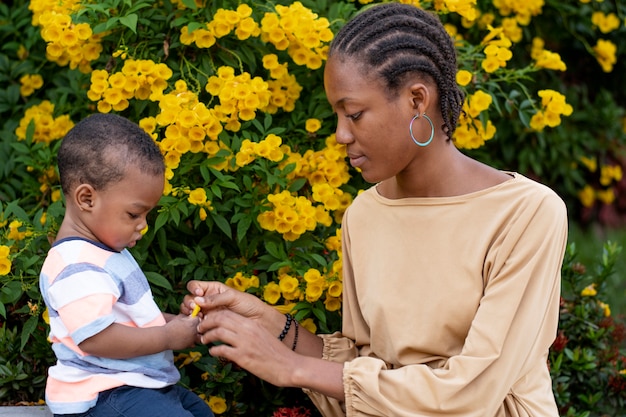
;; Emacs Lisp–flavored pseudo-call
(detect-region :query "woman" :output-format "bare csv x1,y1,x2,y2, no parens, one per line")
184,3,568,416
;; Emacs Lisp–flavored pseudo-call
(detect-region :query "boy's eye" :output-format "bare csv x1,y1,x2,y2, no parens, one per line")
128,213,139,219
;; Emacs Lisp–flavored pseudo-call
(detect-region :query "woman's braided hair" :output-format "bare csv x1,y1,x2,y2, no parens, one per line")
328,3,464,139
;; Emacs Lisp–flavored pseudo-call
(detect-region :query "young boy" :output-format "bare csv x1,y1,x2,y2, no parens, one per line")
40,113,213,417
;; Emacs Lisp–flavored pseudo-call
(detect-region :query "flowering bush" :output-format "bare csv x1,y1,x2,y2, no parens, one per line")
551,241,626,416
1,0,625,415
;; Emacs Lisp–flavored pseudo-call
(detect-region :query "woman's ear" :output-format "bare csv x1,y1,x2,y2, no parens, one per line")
408,82,430,114
75,183,96,212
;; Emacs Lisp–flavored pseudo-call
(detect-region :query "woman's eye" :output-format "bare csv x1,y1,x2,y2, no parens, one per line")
346,111,362,120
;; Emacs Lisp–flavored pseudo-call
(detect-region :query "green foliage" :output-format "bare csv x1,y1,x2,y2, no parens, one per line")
1,0,625,414
550,242,626,416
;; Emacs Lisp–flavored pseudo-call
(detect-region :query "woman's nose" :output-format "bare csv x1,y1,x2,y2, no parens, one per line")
334,119,354,144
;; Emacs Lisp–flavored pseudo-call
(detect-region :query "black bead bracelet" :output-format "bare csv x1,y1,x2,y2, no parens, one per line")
291,320,299,351
278,313,293,341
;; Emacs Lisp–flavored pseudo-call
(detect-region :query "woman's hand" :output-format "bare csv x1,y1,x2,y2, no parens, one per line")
197,307,299,387
182,280,342,398
182,280,283,335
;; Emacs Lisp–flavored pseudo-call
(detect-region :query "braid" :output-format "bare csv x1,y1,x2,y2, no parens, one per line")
329,3,464,139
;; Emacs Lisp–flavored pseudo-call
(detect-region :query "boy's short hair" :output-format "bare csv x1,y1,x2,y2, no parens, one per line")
57,113,165,195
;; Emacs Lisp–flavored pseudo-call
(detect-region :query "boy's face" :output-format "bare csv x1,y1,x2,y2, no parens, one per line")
86,165,164,252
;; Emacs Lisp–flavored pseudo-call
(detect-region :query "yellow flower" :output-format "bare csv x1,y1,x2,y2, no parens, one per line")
17,44,28,60
263,281,281,304
324,296,341,312
579,156,597,172
593,39,617,72
175,351,202,367
199,207,207,221
0,257,11,276
591,12,620,33
598,301,611,317
207,395,227,414
7,220,26,241
303,268,323,283
456,69,473,86
188,188,207,205
600,164,623,186
327,281,343,298
279,275,300,294
578,185,596,208
19,74,44,97
581,284,597,297
534,50,566,71
305,281,324,302
305,118,321,133
595,188,615,205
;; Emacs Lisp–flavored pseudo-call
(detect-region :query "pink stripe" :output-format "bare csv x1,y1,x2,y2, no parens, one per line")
47,376,123,402
57,294,116,333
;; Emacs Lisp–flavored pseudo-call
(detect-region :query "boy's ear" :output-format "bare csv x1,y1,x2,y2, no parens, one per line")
75,183,96,211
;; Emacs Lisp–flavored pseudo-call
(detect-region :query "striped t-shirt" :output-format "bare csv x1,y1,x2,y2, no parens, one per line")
39,237,180,414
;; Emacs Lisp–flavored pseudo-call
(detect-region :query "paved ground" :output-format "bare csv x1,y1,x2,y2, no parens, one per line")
0,406,52,416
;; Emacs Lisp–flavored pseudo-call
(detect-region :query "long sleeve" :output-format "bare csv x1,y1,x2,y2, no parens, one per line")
306,174,567,417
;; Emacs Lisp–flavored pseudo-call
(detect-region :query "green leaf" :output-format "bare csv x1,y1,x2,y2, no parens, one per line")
236,216,252,242
0,281,23,304
145,271,173,290
212,214,232,239
119,14,139,33
20,315,38,351
154,211,169,232
181,0,198,10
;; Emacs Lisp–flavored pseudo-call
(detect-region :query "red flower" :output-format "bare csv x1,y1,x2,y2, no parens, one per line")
551,330,568,352
272,406,312,417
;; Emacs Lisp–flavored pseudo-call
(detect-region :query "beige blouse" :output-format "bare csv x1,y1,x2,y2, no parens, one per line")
306,173,568,417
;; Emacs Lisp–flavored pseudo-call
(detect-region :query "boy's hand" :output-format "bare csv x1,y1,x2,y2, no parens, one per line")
164,314,200,350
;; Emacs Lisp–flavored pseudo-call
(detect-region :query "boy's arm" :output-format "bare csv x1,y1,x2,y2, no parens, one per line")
163,312,177,322
79,316,198,358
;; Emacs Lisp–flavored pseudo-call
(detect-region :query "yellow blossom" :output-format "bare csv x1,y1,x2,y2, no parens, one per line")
188,188,208,205
593,39,617,72
456,69,473,86
579,156,597,172
263,281,281,304
600,164,623,186
595,189,615,205
591,12,620,33
0,257,11,276
305,118,321,133
578,185,595,208
207,396,227,414
598,301,611,317
581,284,597,297
324,296,341,311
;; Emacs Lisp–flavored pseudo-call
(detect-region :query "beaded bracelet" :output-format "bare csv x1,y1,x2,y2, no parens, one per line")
291,320,299,351
278,313,293,341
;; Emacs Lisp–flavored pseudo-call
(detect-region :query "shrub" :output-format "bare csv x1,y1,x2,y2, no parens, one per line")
551,241,626,416
1,0,625,415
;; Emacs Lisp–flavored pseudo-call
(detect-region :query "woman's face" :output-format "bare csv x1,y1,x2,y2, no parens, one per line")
86,165,164,252
324,57,422,184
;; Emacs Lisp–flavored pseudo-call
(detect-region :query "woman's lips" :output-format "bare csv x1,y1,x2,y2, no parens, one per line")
348,154,366,168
